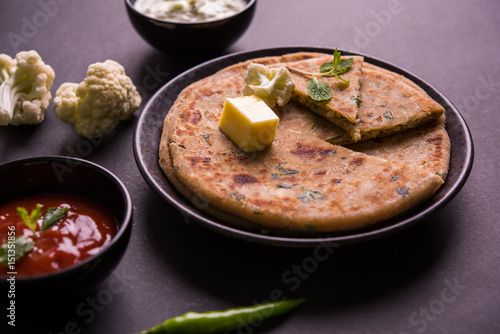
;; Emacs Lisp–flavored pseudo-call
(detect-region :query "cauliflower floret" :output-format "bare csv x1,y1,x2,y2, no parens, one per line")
242,62,295,108
0,50,55,126
0,54,14,84
54,60,142,138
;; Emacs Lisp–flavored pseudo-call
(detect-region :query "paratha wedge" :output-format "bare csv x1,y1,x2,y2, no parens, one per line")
284,55,364,141
327,62,445,145
348,115,450,180
280,100,450,181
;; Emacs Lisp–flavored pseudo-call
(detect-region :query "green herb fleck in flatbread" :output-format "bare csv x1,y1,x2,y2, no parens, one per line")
298,189,323,203
229,192,245,201
276,162,299,175
350,95,362,108
383,110,394,120
277,184,295,189
201,133,212,146
396,187,409,197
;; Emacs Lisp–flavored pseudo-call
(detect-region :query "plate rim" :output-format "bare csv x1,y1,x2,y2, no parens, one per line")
133,46,474,247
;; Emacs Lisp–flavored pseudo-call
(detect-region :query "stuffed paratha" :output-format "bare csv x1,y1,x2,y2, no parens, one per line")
159,53,448,234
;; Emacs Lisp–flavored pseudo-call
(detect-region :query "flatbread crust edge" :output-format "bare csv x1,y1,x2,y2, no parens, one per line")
159,129,443,236
160,128,277,234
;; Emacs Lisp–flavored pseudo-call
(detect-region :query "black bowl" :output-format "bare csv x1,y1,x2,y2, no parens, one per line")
125,0,257,54
0,157,132,297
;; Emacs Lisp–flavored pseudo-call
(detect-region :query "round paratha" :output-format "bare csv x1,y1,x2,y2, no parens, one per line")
159,53,449,235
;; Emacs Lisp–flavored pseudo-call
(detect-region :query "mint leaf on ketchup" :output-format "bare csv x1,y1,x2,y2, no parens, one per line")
41,207,70,232
0,236,34,266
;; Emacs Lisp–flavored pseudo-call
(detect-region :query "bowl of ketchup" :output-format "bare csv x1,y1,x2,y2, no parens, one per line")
0,157,132,297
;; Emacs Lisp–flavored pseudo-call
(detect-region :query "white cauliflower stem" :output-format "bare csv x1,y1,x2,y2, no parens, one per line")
242,62,295,108
0,50,55,126
54,60,142,138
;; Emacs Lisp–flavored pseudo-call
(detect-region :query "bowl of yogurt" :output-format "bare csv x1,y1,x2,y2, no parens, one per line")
125,0,257,54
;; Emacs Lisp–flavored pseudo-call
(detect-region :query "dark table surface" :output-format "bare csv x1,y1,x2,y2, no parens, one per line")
1,0,499,333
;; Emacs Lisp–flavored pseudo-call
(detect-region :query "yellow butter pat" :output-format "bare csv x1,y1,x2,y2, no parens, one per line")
219,95,279,152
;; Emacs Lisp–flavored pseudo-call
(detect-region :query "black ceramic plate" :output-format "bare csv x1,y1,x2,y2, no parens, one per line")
133,47,474,247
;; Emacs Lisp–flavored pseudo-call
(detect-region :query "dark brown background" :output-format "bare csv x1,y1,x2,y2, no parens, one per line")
1,0,499,333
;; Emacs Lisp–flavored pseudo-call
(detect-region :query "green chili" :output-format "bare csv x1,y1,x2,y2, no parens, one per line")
135,298,305,334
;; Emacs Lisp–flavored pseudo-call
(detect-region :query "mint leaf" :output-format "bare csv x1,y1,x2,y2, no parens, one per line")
319,49,353,76
333,48,342,68
17,204,42,233
323,58,353,79
41,207,70,232
319,61,333,74
306,49,354,101
335,58,354,74
308,76,332,102
0,236,35,266
16,207,29,224
289,50,354,102
318,49,342,74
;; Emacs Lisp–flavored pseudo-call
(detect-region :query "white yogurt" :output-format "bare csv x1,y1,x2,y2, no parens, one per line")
134,0,248,22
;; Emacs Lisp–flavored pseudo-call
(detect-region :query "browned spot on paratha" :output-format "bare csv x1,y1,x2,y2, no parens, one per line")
291,143,335,160
233,174,259,185
188,156,211,166
350,157,365,167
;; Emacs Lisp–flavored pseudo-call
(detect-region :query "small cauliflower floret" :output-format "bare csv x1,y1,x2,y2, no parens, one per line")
0,54,14,84
0,50,55,126
219,95,279,152
54,60,142,139
242,63,295,108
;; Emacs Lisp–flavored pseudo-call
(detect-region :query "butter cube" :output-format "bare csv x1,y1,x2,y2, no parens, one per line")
219,95,279,152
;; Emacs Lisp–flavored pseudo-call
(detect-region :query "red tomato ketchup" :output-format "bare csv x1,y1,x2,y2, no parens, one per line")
0,191,118,277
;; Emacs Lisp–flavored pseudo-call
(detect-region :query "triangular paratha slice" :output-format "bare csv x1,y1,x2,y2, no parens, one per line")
347,115,450,180
284,55,364,141
327,62,445,145
280,102,450,180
